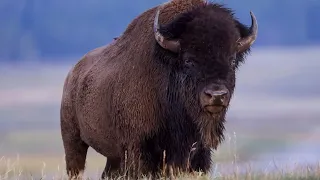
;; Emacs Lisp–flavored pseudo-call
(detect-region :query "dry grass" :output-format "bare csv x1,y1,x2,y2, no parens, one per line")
0,154,320,180
1,133,320,180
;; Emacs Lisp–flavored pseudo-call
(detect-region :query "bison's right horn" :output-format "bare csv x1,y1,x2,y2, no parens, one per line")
153,4,181,53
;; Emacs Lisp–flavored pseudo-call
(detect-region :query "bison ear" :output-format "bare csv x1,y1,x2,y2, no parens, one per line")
234,19,252,54
235,20,250,41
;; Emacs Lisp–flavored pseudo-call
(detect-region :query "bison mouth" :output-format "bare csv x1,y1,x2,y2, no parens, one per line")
204,105,226,115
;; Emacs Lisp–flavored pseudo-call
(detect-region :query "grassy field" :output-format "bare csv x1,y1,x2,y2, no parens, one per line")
1,149,320,179
1,130,320,179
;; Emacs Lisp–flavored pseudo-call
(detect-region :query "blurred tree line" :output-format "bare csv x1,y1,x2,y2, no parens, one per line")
1,0,319,62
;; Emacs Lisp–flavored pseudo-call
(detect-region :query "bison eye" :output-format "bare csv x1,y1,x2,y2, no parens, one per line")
231,59,236,66
230,55,237,69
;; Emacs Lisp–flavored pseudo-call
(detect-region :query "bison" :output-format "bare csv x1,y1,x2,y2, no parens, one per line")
60,0,258,179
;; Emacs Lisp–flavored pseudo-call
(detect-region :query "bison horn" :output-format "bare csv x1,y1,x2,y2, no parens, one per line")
153,4,181,53
237,11,258,53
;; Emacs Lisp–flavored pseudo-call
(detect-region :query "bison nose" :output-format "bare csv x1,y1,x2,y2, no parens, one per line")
204,89,228,105
200,87,229,114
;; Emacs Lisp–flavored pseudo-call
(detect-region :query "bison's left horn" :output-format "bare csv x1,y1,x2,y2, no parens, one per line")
237,11,258,53
153,4,181,53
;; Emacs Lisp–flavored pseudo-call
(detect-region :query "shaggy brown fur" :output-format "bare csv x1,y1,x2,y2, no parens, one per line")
60,0,208,179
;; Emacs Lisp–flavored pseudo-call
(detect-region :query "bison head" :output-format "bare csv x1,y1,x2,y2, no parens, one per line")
154,3,257,115
152,2,258,146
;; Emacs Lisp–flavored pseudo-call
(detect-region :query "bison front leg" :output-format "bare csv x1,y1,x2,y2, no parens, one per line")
190,147,212,173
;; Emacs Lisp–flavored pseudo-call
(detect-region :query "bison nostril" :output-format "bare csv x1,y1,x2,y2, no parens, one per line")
204,90,214,98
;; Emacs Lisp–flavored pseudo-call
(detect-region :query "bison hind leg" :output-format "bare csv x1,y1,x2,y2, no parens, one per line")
61,116,89,179
62,135,89,179
101,157,121,179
